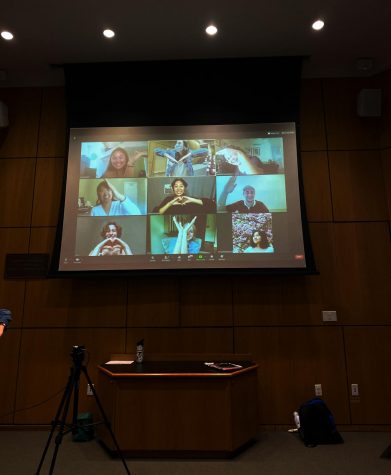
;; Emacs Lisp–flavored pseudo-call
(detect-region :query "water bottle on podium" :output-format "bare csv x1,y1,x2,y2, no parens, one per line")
136,339,144,364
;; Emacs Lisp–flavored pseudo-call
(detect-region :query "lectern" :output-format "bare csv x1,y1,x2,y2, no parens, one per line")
96,355,259,458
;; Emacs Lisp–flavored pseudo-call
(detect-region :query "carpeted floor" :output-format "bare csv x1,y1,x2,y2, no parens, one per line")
1,430,390,474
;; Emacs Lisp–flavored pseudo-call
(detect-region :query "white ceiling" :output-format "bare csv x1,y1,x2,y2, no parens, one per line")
1,0,390,86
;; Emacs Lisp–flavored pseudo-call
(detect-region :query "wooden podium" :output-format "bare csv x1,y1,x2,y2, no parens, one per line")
96,355,258,458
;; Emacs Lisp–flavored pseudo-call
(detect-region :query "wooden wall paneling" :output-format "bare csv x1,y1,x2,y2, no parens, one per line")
329,150,388,222
323,79,380,151
275,275,316,325
232,275,283,326
309,223,340,308
0,158,36,227
29,225,56,253
300,151,333,222
180,276,233,327
334,222,391,324
1,77,390,429
0,330,21,423
235,327,350,425
377,70,391,149
24,228,127,327
14,328,126,424
125,327,234,355
0,88,42,158
0,227,29,325
381,148,391,221
24,277,127,327
31,157,65,226
299,79,327,151
127,276,179,327
280,223,340,325
344,327,391,424
38,87,67,158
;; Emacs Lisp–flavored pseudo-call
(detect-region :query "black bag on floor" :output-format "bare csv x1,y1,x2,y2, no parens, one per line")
298,397,344,447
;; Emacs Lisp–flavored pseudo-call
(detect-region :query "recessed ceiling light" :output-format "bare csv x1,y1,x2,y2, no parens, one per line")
312,20,325,31
205,25,218,36
1,31,14,41
103,29,115,39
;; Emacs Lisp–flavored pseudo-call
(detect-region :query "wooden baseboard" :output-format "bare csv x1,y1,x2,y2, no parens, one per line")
259,424,391,432
2,423,391,433
0,424,51,431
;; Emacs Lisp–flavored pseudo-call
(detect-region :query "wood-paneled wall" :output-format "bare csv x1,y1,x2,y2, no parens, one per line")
0,76,390,429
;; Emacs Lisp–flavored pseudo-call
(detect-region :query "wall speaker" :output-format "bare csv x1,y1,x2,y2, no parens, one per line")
0,101,9,127
357,89,382,117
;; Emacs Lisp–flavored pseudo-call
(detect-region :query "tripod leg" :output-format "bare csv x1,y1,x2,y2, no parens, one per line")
72,365,81,435
81,366,131,475
35,369,75,475
47,372,75,475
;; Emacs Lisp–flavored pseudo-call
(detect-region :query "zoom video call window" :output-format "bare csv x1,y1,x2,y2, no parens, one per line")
58,123,308,272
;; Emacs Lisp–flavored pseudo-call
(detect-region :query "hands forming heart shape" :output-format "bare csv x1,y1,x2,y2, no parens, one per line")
100,243,125,256
173,196,189,205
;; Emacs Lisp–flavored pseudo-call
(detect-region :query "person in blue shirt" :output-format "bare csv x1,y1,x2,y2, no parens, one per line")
90,179,141,216
244,229,274,253
156,140,194,176
0,308,12,338
154,140,210,177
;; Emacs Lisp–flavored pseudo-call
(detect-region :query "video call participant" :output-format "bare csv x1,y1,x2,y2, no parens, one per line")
89,222,133,256
244,229,273,253
156,140,194,176
102,147,146,178
218,176,269,213
91,179,141,216
0,308,12,338
217,146,264,176
168,216,201,254
153,178,215,215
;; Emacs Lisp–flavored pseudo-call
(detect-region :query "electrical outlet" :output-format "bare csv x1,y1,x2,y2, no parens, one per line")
351,384,359,396
87,384,94,396
314,384,322,396
322,310,337,322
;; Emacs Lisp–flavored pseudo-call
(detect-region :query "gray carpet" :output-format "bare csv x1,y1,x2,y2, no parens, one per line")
0,431,390,475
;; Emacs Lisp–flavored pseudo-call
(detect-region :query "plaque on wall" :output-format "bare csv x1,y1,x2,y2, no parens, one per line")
4,253,49,278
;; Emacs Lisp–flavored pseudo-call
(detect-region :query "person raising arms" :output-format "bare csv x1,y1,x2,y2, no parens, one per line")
170,216,201,254
91,179,141,216
218,176,269,213
102,147,146,178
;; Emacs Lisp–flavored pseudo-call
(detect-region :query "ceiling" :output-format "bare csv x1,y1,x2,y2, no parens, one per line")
1,0,390,86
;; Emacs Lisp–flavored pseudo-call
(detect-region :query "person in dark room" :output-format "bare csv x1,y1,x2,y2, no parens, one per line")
153,178,215,215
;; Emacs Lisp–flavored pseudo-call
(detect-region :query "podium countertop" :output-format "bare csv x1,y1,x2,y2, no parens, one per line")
98,360,258,378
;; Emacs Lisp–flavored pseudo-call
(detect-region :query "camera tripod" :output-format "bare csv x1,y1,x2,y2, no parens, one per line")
35,346,131,475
